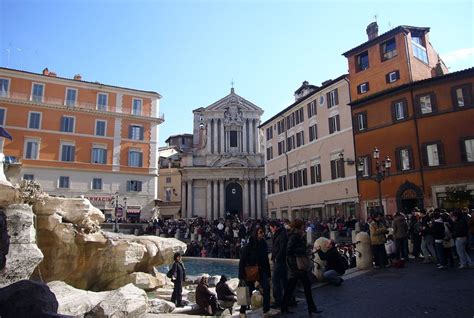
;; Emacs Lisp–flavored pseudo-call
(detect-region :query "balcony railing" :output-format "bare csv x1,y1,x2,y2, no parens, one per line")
0,91,164,120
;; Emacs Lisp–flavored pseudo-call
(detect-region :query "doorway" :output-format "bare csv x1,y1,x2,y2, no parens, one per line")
225,182,242,218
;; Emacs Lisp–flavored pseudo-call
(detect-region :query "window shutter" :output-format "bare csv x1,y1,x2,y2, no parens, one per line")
71,146,75,161
437,142,445,165
140,127,144,140
357,85,361,94
431,93,438,113
60,118,65,131
138,182,142,192
390,102,396,122
408,147,414,170
331,160,336,179
339,159,345,178
128,126,132,139
334,89,339,105
385,73,390,84
403,100,408,119
366,82,370,91
421,145,428,166
451,87,458,107
460,139,467,162
395,70,400,80
326,92,331,108
336,115,340,131
307,104,311,118
395,149,401,171
463,85,472,106
310,166,315,184
317,165,322,182
328,118,333,134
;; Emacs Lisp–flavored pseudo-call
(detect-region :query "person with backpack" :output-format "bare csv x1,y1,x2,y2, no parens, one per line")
169,252,186,307
315,240,347,286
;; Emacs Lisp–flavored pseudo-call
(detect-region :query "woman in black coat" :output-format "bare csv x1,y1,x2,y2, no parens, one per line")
170,252,186,307
281,219,322,315
238,227,271,314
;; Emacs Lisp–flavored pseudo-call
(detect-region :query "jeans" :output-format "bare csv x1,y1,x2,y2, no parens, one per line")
395,237,409,260
323,269,342,285
372,244,388,267
412,235,422,257
282,271,317,313
421,235,436,259
456,237,472,266
272,261,288,305
435,242,446,266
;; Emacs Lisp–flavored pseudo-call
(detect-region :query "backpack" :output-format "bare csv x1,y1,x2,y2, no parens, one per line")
166,266,174,279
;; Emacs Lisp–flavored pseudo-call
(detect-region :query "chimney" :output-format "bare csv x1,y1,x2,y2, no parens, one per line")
74,74,82,81
42,68,49,75
366,22,379,40
48,72,57,77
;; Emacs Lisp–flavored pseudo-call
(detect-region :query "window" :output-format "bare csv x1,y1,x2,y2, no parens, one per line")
286,135,295,152
165,188,172,201
267,179,276,195
357,82,369,94
0,78,9,97
358,156,370,178
92,147,107,164
289,168,307,189
0,108,5,125
422,142,444,167
128,149,143,167
278,175,287,192
309,124,318,142
381,38,397,60
266,146,273,161
392,99,408,121
92,178,102,190
330,157,345,179
307,101,317,118
65,88,77,106
355,112,367,131
28,112,42,129
416,93,437,115
60,143,75,162
295,108,304,124
166,177,172,183
460,138,474,162
129,125,144,140
411,33,428,63
452,84,472,108
277,119,285,135
132,98,142,115
97,93,108,111
356,51,369,72
310,163,322,184
328,115,340,134
127,180,142,192
23,174,34,181
229,130,238,147
59,176,70,189
95,120,106,136
277,140,285,155
60,116,75,133
296,131,304,147
386,71,400,83
31,83,44,102
396,147,413,171
327,89,339,108
24,139,39,160
266,127,273,140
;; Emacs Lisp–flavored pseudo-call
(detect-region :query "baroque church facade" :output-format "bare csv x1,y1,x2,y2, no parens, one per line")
180,88,266,220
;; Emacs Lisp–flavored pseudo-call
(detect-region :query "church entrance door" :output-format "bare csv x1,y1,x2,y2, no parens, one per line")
225,182,242,218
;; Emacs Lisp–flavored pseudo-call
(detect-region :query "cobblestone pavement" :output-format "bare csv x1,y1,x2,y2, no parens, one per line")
278,259,474,318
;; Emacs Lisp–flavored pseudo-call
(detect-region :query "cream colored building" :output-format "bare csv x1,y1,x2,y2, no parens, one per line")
260,76,358,221
180,88,265,220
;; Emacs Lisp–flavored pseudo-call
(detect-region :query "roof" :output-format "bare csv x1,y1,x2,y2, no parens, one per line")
0,67,162,97
342,25,430,57
294,81,318,95
165,133,193,144
349,67,474,107
259,74,347,128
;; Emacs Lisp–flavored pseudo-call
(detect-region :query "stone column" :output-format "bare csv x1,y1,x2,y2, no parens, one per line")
256,179,262,219
255,120,261,154
250,179,255,219
220,120,225,154
213,180,218,220
249,119,254,153
187,180,193,217
206,119,211,153
219,179,225,218
207,180,212,220
243,179,249,220
213,119,218,154
242,120,247,153
181,181,187,217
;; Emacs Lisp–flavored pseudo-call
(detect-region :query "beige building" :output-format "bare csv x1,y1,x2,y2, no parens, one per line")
180,88,265,220
259,76,359,221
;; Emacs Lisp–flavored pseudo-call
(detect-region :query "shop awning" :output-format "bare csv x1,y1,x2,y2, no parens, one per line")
126,209,141,214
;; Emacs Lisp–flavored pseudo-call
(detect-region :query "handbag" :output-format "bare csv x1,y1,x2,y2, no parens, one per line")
296,255,312,272
245,265,260,282
237,281,250,306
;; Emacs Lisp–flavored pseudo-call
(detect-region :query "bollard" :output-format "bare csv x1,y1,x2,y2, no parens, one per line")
355,232,373,270
329,231,339,242
351,230,359,243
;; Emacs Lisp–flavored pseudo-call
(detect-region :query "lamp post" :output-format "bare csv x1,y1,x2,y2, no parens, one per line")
358,147,391,214
112,192,127,233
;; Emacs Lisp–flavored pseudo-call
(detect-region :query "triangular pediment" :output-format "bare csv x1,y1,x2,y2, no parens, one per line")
200,89,263,114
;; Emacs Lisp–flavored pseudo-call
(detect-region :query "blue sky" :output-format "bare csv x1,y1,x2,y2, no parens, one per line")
1,0,473,145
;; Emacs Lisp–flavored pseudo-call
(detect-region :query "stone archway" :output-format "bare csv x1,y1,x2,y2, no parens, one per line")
396,181,424,213
225,182,242,218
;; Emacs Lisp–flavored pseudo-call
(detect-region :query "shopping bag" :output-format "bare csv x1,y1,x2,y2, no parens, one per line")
296,255,312,272
237,285,250,306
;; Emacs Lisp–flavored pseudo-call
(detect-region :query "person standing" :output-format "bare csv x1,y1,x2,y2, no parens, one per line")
432,210,447,269
269,220,288,308
420,209,436,263
369,213,389,268
170,252,186,307
281,219,322,315
393,212,409,260
238,227,271,315
452,210,473,269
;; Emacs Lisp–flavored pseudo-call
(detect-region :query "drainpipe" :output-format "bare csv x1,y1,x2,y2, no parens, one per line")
280,115,291,219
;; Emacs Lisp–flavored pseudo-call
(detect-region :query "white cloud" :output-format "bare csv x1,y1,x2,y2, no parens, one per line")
440,48,474,67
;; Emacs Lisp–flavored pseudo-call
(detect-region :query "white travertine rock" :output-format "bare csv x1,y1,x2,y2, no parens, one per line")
108,272,159,291
0,180,17,209
147,298,176,314
89,283,148,318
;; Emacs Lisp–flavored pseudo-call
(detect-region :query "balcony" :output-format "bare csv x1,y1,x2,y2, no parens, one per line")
0,91,165,121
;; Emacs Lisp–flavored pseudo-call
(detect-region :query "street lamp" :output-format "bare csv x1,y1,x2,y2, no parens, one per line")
112,192,127,233
358,147,391,214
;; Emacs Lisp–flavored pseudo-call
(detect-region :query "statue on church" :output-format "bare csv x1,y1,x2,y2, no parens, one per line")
224,104,243,125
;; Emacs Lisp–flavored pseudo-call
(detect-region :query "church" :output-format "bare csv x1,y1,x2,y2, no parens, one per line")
180,88,266,220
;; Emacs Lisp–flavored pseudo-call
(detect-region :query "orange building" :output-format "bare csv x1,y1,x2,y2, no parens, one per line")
343,23,474,217
0,67,163,220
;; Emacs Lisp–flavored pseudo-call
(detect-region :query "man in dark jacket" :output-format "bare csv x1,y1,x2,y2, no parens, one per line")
316,240,346,286
216,275,237,314
269,220,288,307
393,212,409,260
170,252,186,307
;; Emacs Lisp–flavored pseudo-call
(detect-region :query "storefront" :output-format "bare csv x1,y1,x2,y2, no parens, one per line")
126,206,142,222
